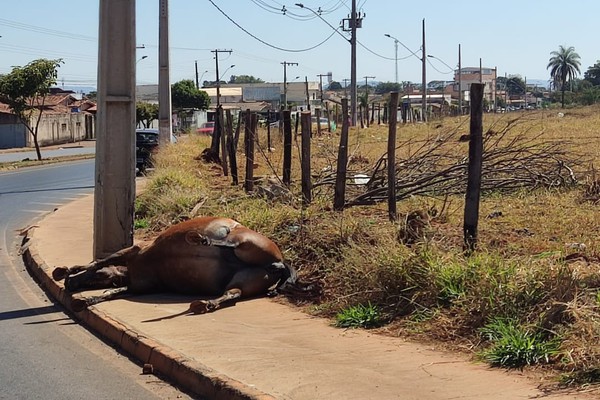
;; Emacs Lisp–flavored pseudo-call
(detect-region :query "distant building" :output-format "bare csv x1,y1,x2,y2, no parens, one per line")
454,67,497,107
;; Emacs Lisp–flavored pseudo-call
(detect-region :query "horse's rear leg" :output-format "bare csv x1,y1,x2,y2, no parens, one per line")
188,267,279,314
71,287,129,312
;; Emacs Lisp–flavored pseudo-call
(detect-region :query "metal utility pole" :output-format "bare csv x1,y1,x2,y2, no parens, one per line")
421,18,427,122
158,0,172,145
195,60,199,89
94,0,136,258
212,49,232,108
384,34,399,84
282,61,298,109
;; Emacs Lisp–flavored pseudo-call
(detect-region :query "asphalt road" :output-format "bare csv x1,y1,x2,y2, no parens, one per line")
0,160,193,399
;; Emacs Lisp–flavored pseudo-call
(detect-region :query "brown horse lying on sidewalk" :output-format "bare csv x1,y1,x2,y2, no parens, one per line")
52,216,313,314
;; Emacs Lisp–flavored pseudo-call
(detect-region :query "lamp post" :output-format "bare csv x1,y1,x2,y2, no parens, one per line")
217,64,235,106
136,55,148,64
384,34,398,84
199,69,208,88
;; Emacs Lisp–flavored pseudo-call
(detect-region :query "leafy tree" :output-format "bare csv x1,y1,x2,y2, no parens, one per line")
578,87,600,105
547,45,581,108
0,58,62,160
583,60,600,86
328,81,342,90
374,81,403,94
505,75,526,95
228,75,264,84
136,102,159,128
171,79,210,110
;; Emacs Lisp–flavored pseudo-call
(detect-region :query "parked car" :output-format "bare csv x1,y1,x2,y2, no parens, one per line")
136,128,177,174
197,121,215,135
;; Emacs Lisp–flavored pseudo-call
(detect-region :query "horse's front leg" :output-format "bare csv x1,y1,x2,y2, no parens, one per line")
53,245,141,291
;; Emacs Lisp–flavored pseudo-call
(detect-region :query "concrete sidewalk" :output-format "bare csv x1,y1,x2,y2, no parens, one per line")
23,195,595,400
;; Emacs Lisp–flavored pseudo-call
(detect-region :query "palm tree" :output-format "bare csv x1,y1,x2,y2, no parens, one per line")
547,45,581,108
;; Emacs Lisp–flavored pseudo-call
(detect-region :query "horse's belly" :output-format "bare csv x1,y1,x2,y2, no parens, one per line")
133,246,241,296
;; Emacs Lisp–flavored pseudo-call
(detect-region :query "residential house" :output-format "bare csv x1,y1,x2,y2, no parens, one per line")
0,89,96,149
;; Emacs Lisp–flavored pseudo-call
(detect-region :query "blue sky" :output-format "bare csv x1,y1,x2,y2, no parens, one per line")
0,1,598,90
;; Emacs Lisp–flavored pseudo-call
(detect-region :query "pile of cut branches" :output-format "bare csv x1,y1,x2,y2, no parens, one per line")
328,117,584,207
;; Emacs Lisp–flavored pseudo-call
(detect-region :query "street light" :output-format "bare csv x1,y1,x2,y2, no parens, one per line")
427,54,454,71
384,34,399,84
136,55,148,64
199,69,208,87
216,64,235,107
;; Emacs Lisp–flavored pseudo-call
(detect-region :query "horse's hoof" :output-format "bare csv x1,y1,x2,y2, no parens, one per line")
189,300,216,314
52,267,69,281
71,298,88,312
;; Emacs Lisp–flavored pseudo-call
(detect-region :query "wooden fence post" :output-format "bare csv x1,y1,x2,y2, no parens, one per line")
267,109,272,152
218,106,228,176
333,98,349,211
315,107,321,136
387,92,399,221
244,110,255,193
463,83,484,252
282,110,292,187
300,111,312,205
226,109,238,185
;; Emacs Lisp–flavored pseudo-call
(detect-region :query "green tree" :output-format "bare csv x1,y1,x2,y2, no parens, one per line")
171,79,210,110
0,58,62,160
374,81,403,94
228,75,264,84
328,81,342,90
547,45,581,108
136,102,159,128
583,60,600,86
505,75,526,95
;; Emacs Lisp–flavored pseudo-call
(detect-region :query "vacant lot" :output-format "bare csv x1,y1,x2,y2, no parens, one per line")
136,105,600,391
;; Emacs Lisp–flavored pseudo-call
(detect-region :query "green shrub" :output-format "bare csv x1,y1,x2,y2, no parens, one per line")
335,302,383,329
479,317,560,368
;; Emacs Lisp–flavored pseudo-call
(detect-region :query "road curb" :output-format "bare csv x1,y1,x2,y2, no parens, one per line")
21,231,276,400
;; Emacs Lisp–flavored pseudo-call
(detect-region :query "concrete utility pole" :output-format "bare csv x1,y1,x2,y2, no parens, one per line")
421,18,427,122
281,61,298,109
350,0,358,126
341,0,362,126
317,73,329,104
94,0,136,258
364,75,375,99
158,0,172,145
212,49,232,108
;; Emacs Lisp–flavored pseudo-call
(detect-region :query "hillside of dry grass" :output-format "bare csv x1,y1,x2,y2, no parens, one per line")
135,106,600,392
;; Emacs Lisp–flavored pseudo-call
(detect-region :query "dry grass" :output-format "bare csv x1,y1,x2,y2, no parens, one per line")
136,105,600,391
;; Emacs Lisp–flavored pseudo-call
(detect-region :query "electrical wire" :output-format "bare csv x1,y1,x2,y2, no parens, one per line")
207,0,339,52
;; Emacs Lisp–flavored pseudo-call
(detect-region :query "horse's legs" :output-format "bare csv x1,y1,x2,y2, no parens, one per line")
71,287,129,312
53,245,141,291
188,267,280,314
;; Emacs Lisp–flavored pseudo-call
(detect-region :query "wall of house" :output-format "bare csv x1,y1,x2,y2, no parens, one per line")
0,123,26,149
27,113,89,147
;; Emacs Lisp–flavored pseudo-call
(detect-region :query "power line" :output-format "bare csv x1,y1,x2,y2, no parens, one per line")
207,0,339,52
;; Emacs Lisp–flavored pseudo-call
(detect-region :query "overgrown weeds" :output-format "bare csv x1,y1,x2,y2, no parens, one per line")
135,106,600,391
